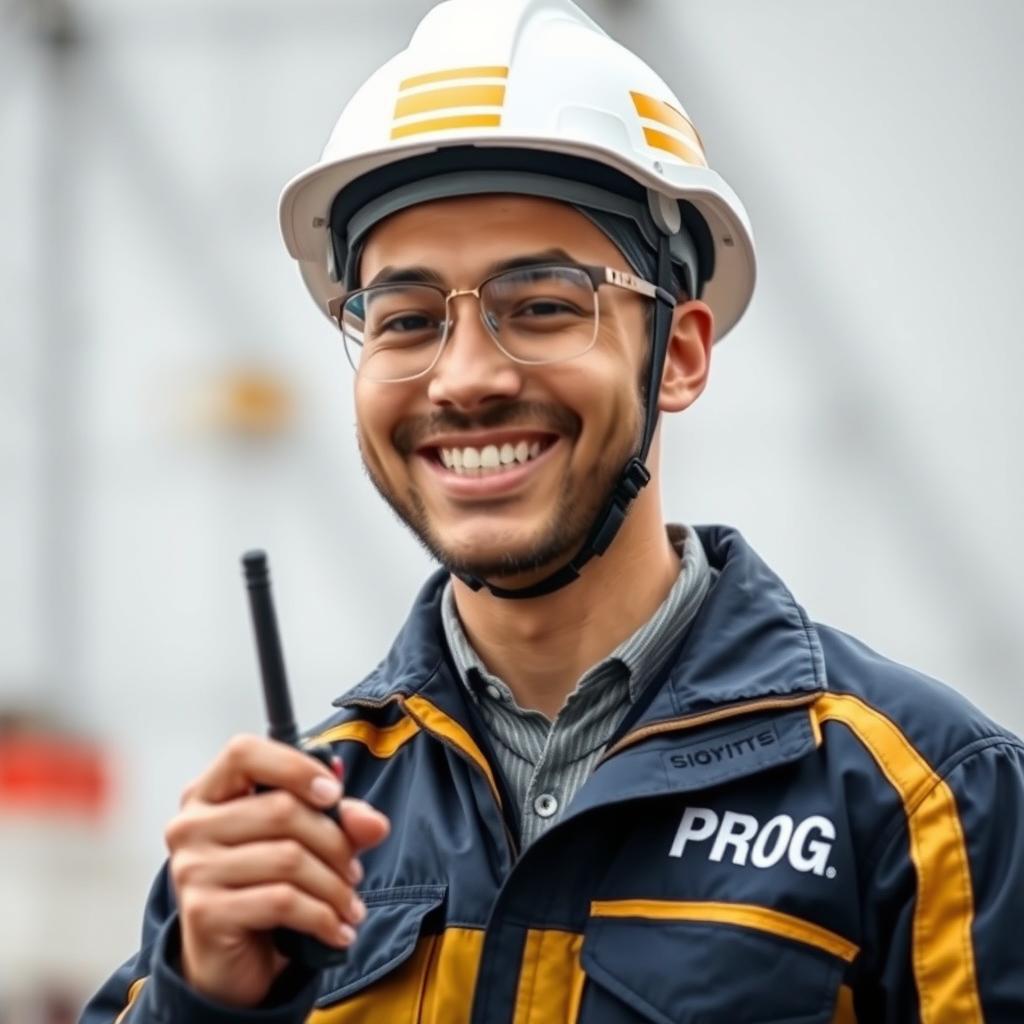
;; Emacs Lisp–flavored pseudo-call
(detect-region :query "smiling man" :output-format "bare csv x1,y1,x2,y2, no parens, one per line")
83,2,1024,1022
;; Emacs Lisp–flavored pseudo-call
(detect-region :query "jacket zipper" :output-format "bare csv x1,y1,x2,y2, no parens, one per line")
598,691,821,765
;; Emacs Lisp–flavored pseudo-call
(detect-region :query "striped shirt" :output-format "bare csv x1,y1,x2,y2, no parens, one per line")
441,524,713,848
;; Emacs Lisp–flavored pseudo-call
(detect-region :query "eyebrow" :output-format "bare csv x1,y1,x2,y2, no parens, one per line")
365,248,581,288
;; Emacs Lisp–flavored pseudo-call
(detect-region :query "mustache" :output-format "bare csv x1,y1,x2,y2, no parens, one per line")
393,401,581,454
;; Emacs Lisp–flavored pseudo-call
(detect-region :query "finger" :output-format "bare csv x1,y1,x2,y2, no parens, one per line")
172,841,367,927
339,798,391,851
166,790,362,885
185,735,342,807
182,883,357,951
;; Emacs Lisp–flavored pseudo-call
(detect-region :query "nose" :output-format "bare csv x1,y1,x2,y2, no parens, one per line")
426,295,523,410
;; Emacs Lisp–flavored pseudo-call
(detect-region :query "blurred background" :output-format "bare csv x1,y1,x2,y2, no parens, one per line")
1,0,1022,1017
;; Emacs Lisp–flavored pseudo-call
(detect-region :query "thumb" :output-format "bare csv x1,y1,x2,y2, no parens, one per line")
340,797,391,851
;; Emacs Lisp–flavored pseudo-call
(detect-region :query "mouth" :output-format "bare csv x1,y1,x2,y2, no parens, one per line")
430,433,557,476
415,430,561,495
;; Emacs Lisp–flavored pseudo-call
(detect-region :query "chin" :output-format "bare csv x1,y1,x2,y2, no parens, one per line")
368,461,606,582
436,528,547,576
426,514,586,581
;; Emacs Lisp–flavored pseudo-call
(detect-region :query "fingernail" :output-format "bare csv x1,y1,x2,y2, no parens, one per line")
347,858,364,885
338,923,357,946
350,897,367,924
310,775,342,805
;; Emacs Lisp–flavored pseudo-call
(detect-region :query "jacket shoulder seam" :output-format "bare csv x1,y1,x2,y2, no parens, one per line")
928,733,1024,783
865,733,1022,871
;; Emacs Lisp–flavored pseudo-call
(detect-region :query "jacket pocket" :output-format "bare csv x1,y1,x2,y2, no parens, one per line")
314,884,447,1018
578,900,853,1024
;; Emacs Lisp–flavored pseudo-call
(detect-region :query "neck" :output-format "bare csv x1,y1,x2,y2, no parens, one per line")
450,487,680,719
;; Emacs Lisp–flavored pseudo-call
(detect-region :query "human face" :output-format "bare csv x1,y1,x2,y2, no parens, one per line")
353,194,650,582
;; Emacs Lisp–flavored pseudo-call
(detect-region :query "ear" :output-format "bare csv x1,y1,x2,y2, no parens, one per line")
657,299,714,413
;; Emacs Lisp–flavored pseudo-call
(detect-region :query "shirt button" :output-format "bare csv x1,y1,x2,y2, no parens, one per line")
486,684,502,701
533,793,559,818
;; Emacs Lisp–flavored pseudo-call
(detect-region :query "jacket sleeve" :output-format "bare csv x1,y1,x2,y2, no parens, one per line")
79,863,320,1024
861,737,1024,1022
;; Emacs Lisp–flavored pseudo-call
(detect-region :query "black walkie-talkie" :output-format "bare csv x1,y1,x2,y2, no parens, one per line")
241,550,348,968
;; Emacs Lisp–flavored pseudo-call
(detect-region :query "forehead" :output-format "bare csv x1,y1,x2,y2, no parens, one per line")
357,193,627,284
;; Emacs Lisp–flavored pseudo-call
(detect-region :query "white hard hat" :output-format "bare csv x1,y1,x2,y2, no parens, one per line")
278,0,756,340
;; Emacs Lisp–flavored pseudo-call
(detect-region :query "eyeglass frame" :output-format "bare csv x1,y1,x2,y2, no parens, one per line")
326,262,678,383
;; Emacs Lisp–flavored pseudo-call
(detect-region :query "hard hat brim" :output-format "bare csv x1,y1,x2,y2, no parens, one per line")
279,134,755,340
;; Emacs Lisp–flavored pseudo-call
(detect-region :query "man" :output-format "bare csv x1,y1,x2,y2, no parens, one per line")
83,1,1024,1021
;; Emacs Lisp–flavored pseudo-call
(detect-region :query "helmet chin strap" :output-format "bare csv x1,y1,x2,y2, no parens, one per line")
454,235,677,600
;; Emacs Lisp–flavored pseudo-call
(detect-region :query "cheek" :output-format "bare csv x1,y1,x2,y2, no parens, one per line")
557,339,642,441
354,384,403,474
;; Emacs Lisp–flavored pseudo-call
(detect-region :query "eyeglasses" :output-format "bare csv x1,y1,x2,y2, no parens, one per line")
327,262,673,383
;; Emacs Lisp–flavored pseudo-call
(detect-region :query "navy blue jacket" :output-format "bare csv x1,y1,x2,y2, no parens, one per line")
83,527,1024,1023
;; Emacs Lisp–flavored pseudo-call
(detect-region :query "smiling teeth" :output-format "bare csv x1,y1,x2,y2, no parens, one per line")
440,441,545,475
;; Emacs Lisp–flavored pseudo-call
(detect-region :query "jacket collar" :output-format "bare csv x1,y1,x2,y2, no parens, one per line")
334,525,827,715
652,525,827,718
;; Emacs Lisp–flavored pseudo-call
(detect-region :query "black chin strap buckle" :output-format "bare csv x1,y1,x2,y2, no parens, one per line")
617,457,652,502
589,457,651,557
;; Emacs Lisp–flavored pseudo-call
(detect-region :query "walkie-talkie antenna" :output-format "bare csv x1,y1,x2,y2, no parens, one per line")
240,548,348,969
242,550,299,746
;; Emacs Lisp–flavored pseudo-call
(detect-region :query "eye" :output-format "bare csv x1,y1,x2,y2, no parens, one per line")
380,312,439,332
514,299,583,317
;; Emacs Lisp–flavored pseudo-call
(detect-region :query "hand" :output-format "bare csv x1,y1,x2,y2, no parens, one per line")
164,734,390,1007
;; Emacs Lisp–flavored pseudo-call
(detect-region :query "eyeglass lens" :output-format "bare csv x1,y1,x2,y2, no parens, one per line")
341,265,598,381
